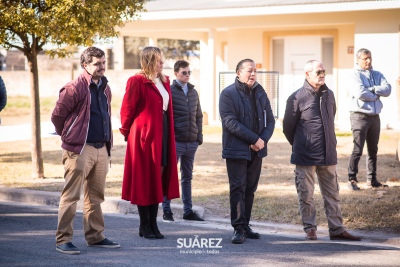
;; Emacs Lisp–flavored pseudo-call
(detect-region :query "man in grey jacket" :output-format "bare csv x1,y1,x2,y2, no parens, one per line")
347,48,391,190
283,60,360,241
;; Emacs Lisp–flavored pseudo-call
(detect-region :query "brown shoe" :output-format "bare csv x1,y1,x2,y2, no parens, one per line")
306,229,317,240
330,231,361,241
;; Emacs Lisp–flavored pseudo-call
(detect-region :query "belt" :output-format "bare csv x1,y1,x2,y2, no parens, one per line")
86,142,106,149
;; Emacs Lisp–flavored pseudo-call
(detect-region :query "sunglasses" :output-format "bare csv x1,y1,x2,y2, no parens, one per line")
316,70,326,76
180,71,191,76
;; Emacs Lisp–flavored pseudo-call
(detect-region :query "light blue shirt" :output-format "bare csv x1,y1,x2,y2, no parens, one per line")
176,79,188,96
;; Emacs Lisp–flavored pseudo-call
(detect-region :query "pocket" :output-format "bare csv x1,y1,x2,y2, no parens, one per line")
62,149,78,159
62,149,78,167
225,134,234,148
305,132,316,150
140,124,148,142
295,170,307,193
335,171,340,191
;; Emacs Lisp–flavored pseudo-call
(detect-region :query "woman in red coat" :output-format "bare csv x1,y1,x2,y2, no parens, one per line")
120,46,179,239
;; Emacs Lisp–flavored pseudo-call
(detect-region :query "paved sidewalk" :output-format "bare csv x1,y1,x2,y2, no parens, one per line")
0,121,56,142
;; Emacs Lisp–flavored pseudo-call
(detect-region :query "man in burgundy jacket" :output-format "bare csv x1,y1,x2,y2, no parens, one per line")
51,47,119,255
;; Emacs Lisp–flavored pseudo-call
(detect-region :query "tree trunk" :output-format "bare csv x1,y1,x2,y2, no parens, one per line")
27,53,44,179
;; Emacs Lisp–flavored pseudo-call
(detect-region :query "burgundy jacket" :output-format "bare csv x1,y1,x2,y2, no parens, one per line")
51,70,113,154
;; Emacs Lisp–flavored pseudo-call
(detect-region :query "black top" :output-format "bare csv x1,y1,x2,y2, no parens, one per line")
86,79,111,143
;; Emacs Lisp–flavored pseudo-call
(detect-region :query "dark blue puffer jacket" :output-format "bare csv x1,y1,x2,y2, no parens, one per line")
283,80,337,166
219,78,275,160
0,76,6,112
171,80,203,144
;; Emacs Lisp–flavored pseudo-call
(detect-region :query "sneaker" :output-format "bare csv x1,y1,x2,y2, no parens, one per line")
163,211,174,222
183,210,205,221
231,226,246,244
56,242,80,255
348,180,360,190
370,180,388,188
245,225,260,239
87,238,120,248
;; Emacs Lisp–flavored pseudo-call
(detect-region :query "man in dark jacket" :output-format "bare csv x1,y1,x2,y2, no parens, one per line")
0,75,6,125
162,60,204,222
283,60,361,242
51,47,119,254
219,59,275,244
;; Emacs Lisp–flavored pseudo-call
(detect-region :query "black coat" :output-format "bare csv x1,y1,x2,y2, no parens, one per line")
0,76,6,112
283,80,337,166
171,80,203,144
219,78,275,160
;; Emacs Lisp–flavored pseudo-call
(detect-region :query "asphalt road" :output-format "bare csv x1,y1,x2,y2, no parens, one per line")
0,202,399,267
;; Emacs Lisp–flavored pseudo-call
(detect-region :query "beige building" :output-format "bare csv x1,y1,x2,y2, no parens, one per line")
112,0,400,129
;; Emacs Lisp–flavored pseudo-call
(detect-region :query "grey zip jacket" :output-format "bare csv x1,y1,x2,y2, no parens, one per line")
348,64,391,115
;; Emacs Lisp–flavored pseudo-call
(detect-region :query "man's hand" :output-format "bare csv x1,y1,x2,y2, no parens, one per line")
250,144,258,151
251,138,265,151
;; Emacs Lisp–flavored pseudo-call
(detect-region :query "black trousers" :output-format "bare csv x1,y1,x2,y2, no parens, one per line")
226,154,262,228
348,112,380,181
161,111,168,167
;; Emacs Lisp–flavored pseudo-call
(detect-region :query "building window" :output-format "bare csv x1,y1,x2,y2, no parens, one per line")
157,39,200,69
124,36,149,69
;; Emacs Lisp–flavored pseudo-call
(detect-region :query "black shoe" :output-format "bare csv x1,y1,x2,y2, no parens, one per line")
370,180,388,188
150,222,165,239
183,211,205,221
348,180,360,190
87,238,120,248
56,242,80,255
245,225,260,239
163,211,174,222
139,224,156,239
231,227,246,244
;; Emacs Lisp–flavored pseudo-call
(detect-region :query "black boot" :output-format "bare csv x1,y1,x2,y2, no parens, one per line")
137,205,156,239
149,204,164,239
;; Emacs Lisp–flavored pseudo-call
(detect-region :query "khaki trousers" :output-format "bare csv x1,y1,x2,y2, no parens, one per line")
56,145,109,245
295,165,345,235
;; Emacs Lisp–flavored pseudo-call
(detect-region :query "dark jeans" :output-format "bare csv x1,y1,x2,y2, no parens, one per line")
348,112,380,181
226,154,262,228
162,141,199,215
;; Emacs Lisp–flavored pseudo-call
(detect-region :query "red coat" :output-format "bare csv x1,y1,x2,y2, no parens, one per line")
120,74,179,206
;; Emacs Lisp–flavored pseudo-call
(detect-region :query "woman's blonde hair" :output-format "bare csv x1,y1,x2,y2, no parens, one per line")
139,46,166,82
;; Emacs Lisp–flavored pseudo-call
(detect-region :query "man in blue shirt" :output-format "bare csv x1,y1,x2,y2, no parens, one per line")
347,48,391,190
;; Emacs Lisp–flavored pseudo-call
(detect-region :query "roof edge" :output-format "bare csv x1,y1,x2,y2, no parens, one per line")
141,1,400,20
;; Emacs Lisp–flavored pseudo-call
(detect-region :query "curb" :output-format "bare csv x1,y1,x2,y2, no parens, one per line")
0,186,204,218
